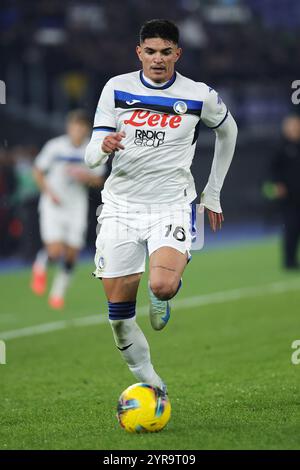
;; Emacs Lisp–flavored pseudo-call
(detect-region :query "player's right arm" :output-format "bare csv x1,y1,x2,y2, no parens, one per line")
85,80,125,168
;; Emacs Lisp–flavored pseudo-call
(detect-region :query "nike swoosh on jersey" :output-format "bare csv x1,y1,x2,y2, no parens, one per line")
117,343,133,351
126,99,141,105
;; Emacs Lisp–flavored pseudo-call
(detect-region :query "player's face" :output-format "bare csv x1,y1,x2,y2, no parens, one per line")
67,121,90,146
136,38,182,83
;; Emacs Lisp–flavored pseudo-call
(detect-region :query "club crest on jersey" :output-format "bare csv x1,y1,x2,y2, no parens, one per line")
98,256,105,269
173,101,187,115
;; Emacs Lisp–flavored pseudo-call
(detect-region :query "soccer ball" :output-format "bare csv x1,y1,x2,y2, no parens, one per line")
117,383,171,433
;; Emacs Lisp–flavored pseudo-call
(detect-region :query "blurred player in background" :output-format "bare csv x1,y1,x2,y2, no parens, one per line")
85,20,237,392
271,114,300,269
31,110,106,309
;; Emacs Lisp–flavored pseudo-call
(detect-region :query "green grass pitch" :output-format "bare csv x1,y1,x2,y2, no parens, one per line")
1,237,300,450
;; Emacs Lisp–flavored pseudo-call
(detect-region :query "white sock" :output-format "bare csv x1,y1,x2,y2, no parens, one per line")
49,270,72,299
109,317,165,389
33,249,48,272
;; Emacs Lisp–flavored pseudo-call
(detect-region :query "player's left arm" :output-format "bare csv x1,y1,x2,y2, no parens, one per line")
200,87,238,231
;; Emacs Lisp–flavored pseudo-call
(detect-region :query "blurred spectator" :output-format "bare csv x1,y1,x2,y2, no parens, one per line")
12,145,41,261
61,72,89,109
0,148,17,256
270,114,300,269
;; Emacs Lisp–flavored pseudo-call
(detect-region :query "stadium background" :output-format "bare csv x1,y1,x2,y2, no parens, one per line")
1,0,299,258
1,0,300,451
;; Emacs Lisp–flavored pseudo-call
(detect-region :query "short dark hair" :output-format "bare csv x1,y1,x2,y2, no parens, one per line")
140,19,179,45
66,109,90,126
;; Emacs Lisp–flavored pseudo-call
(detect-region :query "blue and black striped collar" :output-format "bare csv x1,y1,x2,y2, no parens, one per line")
139,70,177,90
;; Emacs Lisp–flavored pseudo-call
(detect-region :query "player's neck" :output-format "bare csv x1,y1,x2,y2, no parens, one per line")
70,137,85,147
142,71,171,87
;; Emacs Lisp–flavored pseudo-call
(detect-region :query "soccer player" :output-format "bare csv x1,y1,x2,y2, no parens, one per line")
85,20,238,392
31,110,106,309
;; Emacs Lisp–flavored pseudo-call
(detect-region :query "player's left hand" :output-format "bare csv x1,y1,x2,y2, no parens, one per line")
206,209,224,232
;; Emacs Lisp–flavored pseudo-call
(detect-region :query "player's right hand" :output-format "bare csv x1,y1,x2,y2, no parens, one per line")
101,131,126,154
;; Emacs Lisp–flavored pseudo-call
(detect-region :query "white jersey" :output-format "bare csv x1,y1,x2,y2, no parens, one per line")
35,134,105,209
92,70,228,206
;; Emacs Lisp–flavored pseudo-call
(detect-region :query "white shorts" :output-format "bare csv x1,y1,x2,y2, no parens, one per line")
93,203,193,278
39,199,88,249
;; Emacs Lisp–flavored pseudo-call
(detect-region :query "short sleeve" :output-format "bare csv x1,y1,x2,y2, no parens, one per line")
34,141,56,172
93,79,117,132
201,86,228,129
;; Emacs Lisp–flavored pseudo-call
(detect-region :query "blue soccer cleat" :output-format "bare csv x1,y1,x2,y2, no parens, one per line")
158,382,168,397
148,283,171,331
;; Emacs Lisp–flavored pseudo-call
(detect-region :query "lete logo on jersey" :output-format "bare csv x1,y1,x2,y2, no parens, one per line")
124,110,182,128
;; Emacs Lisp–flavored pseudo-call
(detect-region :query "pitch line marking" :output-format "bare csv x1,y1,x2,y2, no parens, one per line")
1,279,300,341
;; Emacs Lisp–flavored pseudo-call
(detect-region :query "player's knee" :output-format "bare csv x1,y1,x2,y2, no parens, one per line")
47,244,63,260
150,279,177,301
